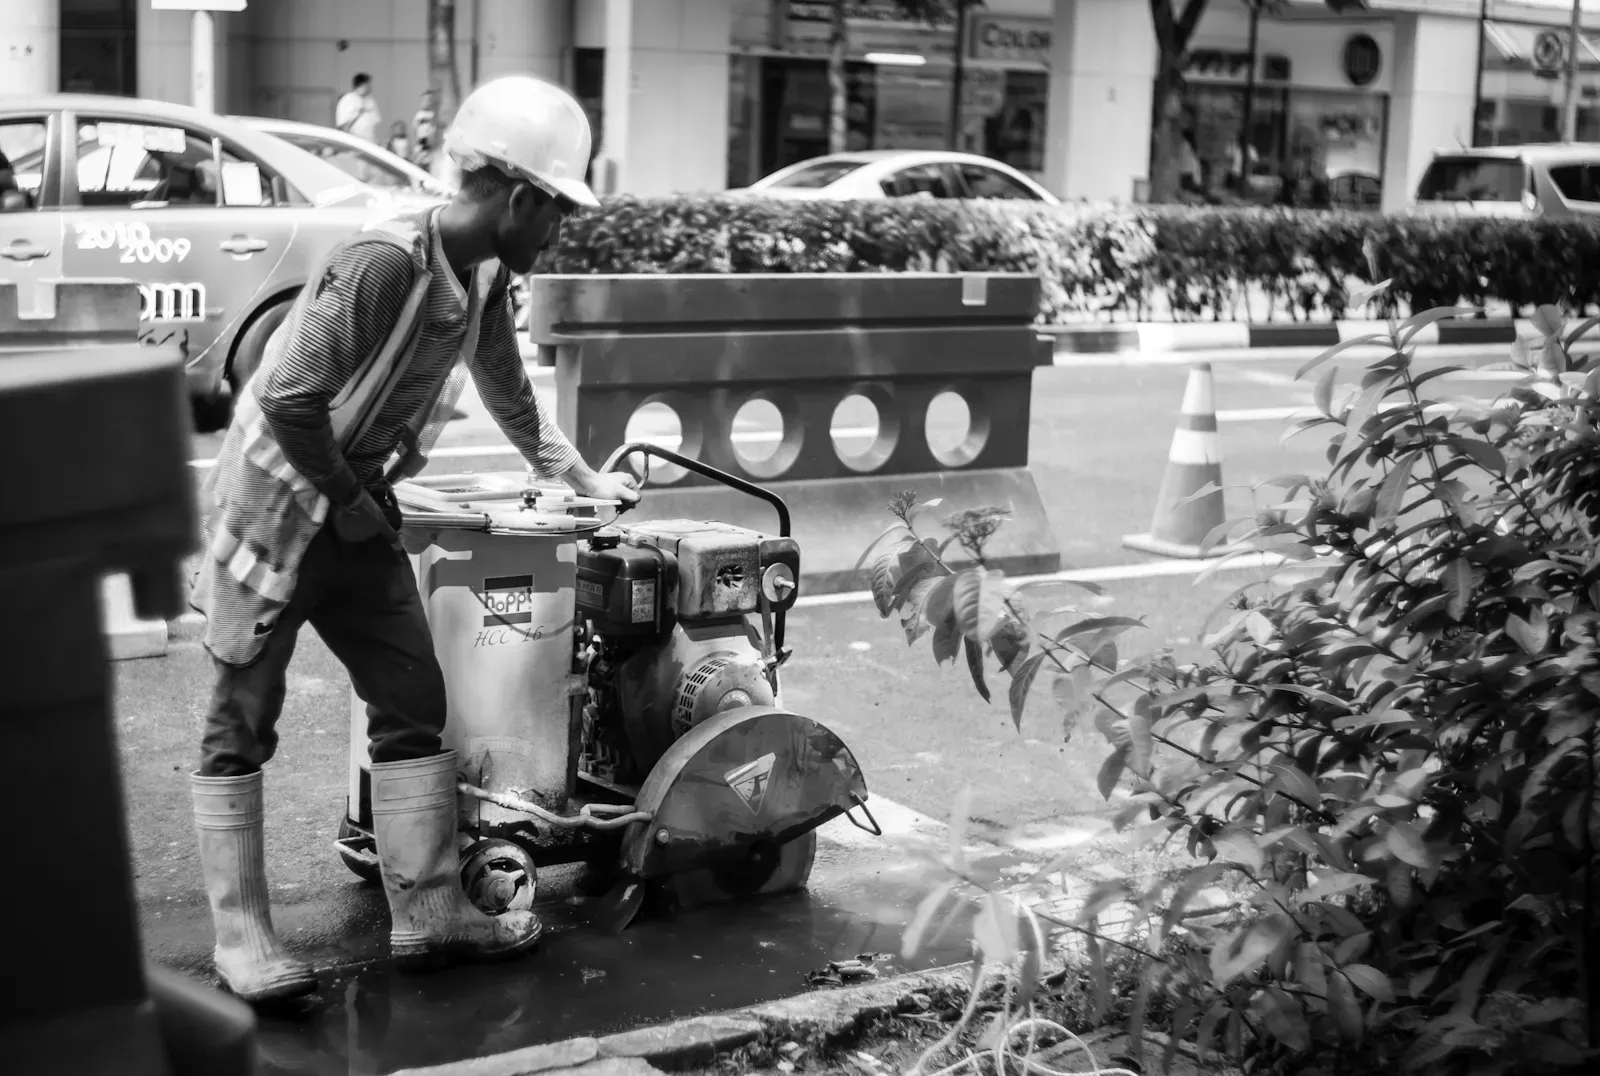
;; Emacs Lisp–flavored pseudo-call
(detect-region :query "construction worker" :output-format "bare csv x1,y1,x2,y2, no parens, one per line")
187,75,638,1002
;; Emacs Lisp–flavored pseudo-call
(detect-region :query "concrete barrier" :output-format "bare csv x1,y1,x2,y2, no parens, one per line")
530,273,1060,592
1,281,184,659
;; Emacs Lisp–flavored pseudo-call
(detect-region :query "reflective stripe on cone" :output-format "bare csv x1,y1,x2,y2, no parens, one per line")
1122,363,1244,560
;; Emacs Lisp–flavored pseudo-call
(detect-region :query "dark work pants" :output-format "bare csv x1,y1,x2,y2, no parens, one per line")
198,499,446,778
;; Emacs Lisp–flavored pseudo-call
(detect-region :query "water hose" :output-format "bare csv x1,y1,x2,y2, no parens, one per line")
458,782,652,831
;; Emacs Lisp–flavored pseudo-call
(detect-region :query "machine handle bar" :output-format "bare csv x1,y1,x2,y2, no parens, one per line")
600,442,791,538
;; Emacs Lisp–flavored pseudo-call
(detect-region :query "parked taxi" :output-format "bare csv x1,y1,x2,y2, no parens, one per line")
0,94,407,430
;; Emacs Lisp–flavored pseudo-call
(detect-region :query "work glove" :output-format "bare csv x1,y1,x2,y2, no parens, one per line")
332,488,401,547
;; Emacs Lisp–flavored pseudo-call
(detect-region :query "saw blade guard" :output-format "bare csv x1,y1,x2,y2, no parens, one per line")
618,706,867,880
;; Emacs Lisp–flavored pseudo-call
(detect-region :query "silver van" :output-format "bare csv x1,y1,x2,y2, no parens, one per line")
1410,144,1600,219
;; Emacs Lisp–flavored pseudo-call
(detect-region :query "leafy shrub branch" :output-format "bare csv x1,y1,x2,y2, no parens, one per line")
867,295,1599,1075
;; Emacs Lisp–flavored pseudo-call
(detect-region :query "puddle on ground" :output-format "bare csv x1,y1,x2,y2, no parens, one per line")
252,875,975,1076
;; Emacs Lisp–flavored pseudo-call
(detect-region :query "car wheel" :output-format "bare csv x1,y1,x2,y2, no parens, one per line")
228,299,293,394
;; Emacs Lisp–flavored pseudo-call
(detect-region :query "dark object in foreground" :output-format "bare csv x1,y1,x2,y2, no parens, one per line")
0,280,254,1074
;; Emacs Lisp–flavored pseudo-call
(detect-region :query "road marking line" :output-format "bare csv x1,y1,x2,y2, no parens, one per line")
1217,406,1311,423
794,552,1327,608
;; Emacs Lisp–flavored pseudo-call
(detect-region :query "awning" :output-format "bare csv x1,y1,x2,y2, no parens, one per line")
1483,20,1600,66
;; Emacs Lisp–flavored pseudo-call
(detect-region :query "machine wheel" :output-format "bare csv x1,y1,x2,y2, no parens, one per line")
460,838,538,917
228,299,292,393
336,817,382,884
671,830,817,910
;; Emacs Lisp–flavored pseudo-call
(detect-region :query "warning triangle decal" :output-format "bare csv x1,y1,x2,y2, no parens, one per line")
724,752,777,815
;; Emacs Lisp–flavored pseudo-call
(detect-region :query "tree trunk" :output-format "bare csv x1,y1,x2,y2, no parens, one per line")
828,4,848,154
1147,57,1185,203
428,0,462,124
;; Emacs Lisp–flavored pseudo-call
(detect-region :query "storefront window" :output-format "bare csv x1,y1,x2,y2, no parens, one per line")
1167,81,1386,211
725,0,1048,189
1474,21,1600,147
960,68,1046,178
60,0,137,96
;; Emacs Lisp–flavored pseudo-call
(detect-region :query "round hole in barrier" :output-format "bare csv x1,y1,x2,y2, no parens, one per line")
730,392,802,480
831,384,899,473
622,398,700,484
926,388,988,468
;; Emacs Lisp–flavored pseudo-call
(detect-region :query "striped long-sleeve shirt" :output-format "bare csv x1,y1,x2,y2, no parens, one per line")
192,209,579,666
258,212,579,503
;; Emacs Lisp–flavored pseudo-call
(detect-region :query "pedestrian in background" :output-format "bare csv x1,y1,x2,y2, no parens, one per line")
336,72,382,144
411,87,441,171
385,119,411,160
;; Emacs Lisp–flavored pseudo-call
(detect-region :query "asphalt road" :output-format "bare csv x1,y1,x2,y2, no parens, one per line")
120,339,1532,1068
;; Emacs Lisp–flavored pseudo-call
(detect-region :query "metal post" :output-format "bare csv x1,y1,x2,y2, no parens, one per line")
947,0,968,152
1239,2,1260,193
1470,0,1487,146
191,8,214,112
1563,0,1582,141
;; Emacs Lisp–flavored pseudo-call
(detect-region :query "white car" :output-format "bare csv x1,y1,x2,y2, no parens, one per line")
236,115,450,208
738,151,1060,204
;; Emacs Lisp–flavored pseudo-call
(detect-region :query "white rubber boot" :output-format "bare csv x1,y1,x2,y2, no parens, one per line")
370,751,542,969
191,771,318,1001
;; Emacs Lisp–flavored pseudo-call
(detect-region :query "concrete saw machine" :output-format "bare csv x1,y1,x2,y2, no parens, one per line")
335,443,878,929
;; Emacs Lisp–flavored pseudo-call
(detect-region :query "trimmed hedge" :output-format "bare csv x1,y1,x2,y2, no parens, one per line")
537,196,1600,324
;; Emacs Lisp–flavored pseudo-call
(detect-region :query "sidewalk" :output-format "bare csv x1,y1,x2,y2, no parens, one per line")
1047,315,1525,356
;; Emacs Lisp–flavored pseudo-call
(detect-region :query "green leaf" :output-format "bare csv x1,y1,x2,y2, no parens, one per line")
972,892,1018,963
1447,435,1506,473
900,880,953,959
1270,762,1323,808
1444,558,1473,620
1211,830,1264,875
1195,1001,1228,1065
1385,820,1440,868
930,615,960,666
1211,916,1296,984
1340,964,1395,1003
1507,611,1551,655
1055,615,1146,644
1007,651,1048,731
1097,744,1130,800
1297,333,1389,380
855,522,912,574
1252,987,1311,1052
1400,306,1477,347
963,636,991,703
1127,711,1154,777
1299,871,1375,904
923,574,956,630
950,568,983,638
870,553,897,617
1374,450,1422,529
1313,364,1338,417
1086,932,1109,1021
1157,863,1225,949
1327,971,1364,1041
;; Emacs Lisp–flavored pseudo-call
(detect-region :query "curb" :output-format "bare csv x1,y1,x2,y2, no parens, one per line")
384,965,975,1076
1047,317,1523,355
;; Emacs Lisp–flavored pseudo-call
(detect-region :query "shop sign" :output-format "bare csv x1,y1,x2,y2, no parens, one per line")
1342,33,1382,87
776,1,956,62
1533,30,1566,80
1183,48,1292,84
968,15,1051,66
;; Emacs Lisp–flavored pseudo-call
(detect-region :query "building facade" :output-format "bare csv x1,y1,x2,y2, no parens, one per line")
5,0,1600,212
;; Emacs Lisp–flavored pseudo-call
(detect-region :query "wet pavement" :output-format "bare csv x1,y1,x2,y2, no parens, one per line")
250,852,975,1075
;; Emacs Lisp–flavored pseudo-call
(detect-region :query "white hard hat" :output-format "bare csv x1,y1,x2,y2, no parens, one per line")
444,75,598,207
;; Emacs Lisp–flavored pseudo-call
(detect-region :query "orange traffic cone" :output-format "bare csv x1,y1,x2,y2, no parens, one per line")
1122,363,1237,559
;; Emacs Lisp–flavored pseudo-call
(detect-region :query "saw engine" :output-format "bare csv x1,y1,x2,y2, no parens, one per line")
337,443,873,928
575,519,800,787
